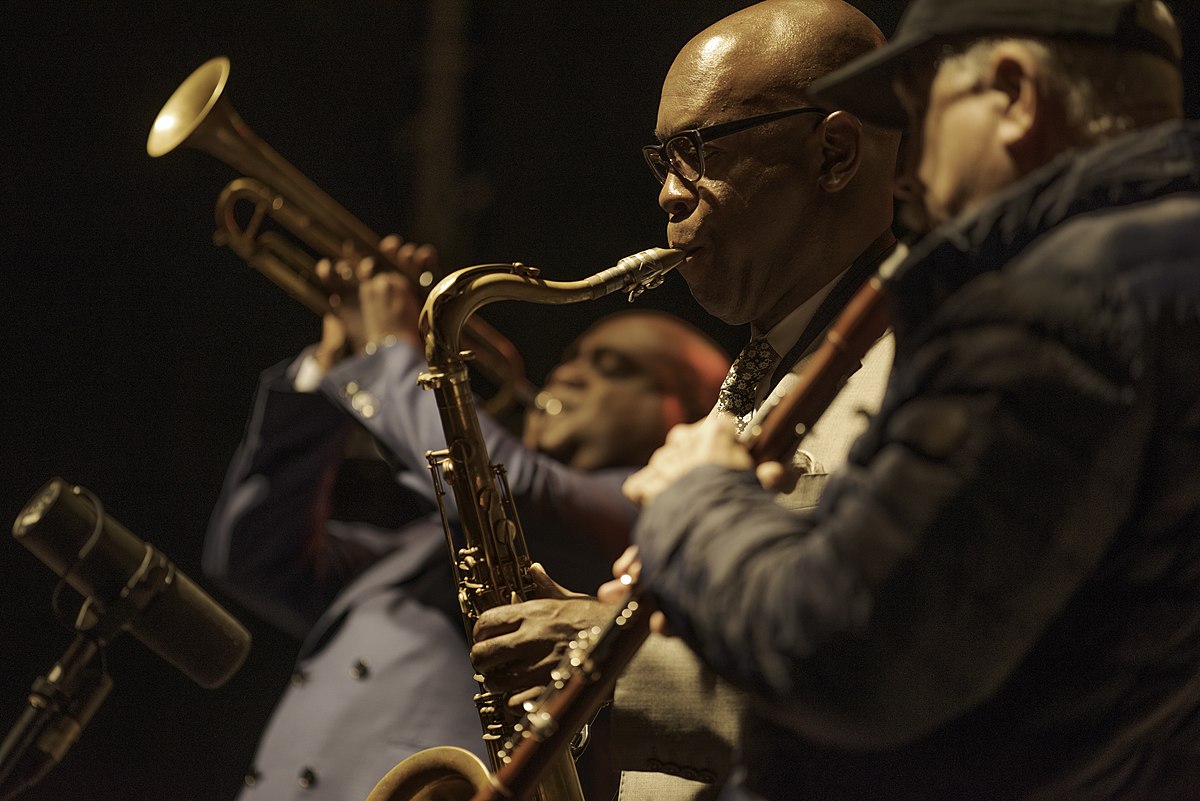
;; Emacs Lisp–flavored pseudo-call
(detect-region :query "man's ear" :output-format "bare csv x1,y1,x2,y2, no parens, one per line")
987,42,1042,157
817,110,863,193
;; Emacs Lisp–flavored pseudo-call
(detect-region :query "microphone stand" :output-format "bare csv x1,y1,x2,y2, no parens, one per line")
0,596,136,801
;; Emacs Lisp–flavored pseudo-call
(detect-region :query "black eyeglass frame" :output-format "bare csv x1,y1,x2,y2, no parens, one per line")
642,106,828,184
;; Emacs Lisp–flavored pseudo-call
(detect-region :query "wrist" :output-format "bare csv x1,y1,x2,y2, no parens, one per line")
362,334,400,356
362,328,420,354
314,342,350,372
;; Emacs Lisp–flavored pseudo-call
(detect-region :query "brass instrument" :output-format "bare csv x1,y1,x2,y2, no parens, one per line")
469,245,907,801
147,56,532,413
365,247,685,801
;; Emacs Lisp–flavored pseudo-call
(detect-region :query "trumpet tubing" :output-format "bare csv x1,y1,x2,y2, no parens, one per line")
148,56,530,413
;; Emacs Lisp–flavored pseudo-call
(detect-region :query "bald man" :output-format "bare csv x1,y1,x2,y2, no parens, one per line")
469,2,900,798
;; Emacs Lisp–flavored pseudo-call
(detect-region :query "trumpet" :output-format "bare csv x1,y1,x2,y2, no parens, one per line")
147,56,532,414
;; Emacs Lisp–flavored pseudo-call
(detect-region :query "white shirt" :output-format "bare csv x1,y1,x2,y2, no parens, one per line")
749,268,848,409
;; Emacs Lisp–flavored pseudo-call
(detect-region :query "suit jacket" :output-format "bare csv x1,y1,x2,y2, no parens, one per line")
612,333,894,801
206,342,637,800
321,340,634,586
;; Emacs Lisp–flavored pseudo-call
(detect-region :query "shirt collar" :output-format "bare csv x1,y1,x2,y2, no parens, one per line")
755,267,850,357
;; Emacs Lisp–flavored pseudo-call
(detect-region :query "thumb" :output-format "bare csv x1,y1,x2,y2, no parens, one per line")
320,314,346,348
649,610,674,638
528,563,589,600
596,576,630,605
756,460,799,494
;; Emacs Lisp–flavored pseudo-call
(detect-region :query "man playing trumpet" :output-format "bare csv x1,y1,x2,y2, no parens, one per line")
204,239,729,801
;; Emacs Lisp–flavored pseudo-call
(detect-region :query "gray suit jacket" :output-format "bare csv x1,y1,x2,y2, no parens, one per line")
612,334,894,801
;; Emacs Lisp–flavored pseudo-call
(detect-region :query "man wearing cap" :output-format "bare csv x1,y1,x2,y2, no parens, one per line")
624,0,1200,798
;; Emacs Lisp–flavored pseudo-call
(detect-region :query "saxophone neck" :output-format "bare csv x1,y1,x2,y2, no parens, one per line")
419,263,532,371
418,247,686,369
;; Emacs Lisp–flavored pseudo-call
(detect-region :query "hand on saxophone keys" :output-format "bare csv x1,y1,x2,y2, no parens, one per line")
469,564,615,705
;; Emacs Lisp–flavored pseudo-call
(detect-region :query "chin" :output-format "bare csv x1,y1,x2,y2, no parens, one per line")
700,298,753,327
535,435,577,467
684,285,741,325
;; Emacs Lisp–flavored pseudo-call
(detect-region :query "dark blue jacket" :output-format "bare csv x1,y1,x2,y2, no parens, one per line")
205,342,634,800
637,120,1200,800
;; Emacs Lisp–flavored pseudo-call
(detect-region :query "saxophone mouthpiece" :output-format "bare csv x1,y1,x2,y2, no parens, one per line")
617,247,685,274
610,247,685,302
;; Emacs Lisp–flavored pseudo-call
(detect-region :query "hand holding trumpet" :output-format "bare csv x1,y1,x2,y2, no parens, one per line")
312,236,434,370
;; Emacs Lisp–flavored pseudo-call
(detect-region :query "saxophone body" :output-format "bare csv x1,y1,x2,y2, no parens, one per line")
471,244,909,801
365,248,684,801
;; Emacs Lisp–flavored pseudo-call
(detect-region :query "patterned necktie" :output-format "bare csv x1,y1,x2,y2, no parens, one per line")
716,336,778,428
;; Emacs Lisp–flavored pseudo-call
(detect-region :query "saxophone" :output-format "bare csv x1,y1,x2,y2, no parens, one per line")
365,247,685,801
468,244,907,801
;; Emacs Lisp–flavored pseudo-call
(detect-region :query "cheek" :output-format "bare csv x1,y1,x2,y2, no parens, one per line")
659,394,688,431
704,172,802,259
917,119,945,194
521,412,542,450
919,110,977,216
593,388,669,437
916,116,964,214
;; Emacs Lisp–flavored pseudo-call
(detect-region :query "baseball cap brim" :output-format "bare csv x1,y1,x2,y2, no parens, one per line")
806,32,932,129
808,0,1182,130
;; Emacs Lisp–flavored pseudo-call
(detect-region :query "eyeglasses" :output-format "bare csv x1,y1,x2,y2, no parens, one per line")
642,107,828,184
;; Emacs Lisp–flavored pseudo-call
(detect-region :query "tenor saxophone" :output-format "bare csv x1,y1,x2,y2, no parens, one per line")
364,247,684,801
468,244,907,801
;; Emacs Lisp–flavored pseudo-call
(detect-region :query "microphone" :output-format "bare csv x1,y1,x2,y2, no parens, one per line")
11,478,251,689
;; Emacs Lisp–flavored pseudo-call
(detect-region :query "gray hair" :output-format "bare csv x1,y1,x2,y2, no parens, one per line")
945,36,1183,144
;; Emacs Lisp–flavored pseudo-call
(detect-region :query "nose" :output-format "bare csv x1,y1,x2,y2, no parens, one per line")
658,169,698,219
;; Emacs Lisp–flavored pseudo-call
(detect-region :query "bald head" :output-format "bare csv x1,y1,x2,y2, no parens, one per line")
666,0,887,117
655,0,899,330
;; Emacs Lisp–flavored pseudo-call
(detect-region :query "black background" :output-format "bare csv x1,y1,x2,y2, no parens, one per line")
1,3,1196,799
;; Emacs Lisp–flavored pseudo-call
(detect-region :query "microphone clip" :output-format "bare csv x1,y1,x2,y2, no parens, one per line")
72,543,174,647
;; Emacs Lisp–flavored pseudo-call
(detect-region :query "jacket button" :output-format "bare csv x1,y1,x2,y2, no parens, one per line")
291,669,309,687
243,768,261,787
298,767,318,789
351,658,371,680
351,391,377,418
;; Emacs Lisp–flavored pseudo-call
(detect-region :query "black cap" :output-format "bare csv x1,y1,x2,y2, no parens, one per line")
808,0,1182,128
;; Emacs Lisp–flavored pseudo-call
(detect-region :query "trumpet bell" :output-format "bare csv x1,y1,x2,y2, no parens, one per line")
148,56,232,158
147,56,533,415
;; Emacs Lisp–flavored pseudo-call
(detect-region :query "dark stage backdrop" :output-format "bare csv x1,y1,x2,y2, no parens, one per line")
0,3,1195,800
